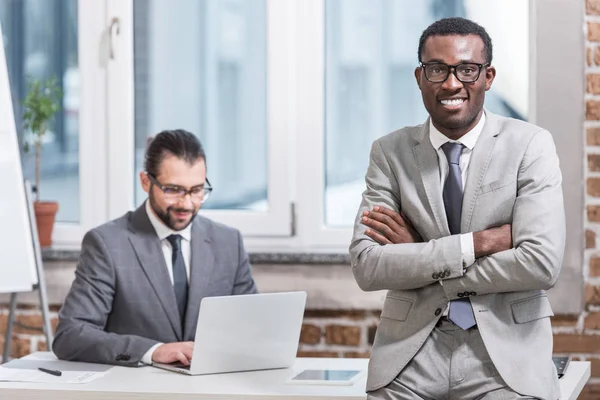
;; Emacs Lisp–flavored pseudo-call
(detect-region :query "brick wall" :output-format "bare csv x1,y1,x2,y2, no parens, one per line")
583,0,600,398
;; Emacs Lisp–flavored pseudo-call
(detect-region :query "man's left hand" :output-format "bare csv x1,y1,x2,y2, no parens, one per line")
361,206,422,245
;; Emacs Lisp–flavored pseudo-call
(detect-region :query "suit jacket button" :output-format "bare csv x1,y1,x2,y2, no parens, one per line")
432,273,439,279
435,308,442,316
471,291,477,296
457,293,464,298
444,270,450,277
116,354,131,361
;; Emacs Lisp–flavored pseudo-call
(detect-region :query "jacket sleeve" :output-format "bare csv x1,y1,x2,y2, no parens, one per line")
53,230,158,366
441,130,565,299
350,139,464,292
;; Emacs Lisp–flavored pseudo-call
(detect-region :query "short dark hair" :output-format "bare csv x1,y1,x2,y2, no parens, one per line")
144,129,206,177
417,17,493,64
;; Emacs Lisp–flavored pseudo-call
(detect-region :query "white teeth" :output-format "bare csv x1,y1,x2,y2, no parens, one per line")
440,99,465,106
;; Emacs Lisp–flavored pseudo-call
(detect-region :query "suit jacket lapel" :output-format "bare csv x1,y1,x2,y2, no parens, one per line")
461,111,500,232
128,205,182,340
183,217,216,340
413,120,450,237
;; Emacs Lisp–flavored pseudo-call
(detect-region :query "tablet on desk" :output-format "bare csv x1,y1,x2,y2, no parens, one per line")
286,369,364,386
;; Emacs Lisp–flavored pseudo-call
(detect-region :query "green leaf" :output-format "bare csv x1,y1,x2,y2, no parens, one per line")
21,75,62,146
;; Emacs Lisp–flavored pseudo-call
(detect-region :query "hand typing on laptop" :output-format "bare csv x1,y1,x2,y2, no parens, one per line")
152,342,194,366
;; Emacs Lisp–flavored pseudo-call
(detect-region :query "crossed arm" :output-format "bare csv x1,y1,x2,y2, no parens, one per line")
350,130,565,297
361,206,512,259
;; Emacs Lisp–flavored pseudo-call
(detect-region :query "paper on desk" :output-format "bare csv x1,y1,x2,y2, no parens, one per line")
0,366,109,384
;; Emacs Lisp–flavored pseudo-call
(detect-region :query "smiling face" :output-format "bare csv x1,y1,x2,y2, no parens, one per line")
140,154,207,231
414,34,496,140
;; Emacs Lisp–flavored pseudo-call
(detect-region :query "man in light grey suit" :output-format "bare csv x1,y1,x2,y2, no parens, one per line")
350,18,564,399
53,129,257,366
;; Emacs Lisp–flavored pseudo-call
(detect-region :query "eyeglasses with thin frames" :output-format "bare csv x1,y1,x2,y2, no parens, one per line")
146,173,213,203
419,62,489,83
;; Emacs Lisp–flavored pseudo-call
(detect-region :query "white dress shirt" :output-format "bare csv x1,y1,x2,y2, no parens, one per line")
429,113,486,314
141,200,193,364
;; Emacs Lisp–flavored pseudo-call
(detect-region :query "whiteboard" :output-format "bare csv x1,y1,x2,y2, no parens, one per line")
0,20,39,293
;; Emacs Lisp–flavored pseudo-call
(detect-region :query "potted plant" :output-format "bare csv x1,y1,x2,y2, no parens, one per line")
22,76,62,247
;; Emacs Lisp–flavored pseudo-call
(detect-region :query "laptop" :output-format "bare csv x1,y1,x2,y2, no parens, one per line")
152,291,307,375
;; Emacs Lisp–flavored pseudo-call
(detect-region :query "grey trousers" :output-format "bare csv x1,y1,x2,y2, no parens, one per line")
368,318,538,400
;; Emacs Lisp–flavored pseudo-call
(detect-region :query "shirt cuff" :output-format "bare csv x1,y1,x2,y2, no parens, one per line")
141,343,163,365
460,233,475,269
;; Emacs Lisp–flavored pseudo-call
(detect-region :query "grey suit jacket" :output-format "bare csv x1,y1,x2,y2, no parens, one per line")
53,204,257,366
350,112,565,400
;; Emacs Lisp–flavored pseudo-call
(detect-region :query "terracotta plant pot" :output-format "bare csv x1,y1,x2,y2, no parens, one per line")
34,201,59,248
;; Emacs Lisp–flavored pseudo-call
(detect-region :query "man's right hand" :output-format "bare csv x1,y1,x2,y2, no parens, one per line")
473,224,512,258
152,342,194,365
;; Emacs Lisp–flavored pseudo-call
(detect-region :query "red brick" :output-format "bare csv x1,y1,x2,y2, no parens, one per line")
588,205,600,223
588,154,600,172
14,314,44,334
38,339,48,352
586,284,600,306
296,350,339,358
588,128,600,146
325,325,361,346
588,0,600,15
553,333,600,353
0,336,32,360
585,312,600,330
595,47,600,67
299,324,322,345
551,315,578,328
590,155,600,172
591,258,600,277
589,358,600,378
587,230,597,249
588,74,600,95
588,178,600,197
580,382,600,400
343,351,370,358
303,310,366,320
587,100,600,120
589,22,600,42
589,47,593,67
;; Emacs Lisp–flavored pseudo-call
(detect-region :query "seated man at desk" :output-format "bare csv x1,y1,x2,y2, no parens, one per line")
53,129,257,367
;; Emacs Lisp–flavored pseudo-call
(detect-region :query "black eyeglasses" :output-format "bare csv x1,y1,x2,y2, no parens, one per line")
146,173,213,203
420,62,489,83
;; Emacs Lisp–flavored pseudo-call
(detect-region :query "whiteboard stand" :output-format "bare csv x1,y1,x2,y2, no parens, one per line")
2,180,53,363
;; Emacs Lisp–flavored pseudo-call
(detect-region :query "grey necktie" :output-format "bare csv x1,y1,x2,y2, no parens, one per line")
166,234,188,326
441,142,476,330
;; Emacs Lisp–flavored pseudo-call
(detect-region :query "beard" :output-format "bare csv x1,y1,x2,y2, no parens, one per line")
148,193,197,231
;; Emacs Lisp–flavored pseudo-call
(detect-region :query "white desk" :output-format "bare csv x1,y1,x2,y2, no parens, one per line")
0,352,590,400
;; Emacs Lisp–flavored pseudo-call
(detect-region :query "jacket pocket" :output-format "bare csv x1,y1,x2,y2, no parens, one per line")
511,294,554,324
380,296,413,321
479,173,517,195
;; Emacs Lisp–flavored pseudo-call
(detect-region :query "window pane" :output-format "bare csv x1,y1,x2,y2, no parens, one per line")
0,0,79,222
133,0,268,211
324,0,529,226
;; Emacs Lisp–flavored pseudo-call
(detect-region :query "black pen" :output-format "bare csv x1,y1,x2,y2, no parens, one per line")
38,367,62,377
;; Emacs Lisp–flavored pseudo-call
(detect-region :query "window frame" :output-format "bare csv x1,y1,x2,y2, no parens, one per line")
18,0,109,248
46,0,584,314
105,0,293,238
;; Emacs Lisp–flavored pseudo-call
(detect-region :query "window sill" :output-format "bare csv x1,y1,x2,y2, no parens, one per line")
41,248,351,265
